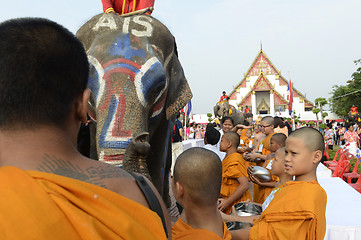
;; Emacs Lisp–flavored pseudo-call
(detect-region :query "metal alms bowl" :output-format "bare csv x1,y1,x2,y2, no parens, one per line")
234,202,262,217
226,221,253,231
252,166,272,182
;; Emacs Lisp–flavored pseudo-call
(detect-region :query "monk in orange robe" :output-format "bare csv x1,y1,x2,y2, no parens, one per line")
218,132,252,214
232,127,327,240
171,148,232,239
0,167,167,239
236,128,254,169
248,133,287,204
0,18,170,239
220,148,293,239
243,116,275,203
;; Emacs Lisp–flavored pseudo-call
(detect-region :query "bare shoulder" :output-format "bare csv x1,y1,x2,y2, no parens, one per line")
36,154,150,206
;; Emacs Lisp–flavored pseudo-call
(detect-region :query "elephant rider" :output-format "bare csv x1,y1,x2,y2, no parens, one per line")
0,18,170,239
350,104,358,115
244,105,251,114
218,91,229,104
101,0,155,15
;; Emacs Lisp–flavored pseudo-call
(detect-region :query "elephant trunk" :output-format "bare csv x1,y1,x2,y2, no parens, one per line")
123,132,152,180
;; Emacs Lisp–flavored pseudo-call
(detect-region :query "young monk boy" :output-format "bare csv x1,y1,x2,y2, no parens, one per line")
218,132,251,214
253,124,265,151
243,116,275,203
172,148,232,239
221,147,292,226
239,129,253,147
235,127,327,239
248,133,287,204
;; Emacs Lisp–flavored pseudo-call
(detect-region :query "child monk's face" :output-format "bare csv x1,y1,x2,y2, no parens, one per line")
246,130,252,138
284,137,314,177
269,138,279,153
271,150,286,176
219,135,230,152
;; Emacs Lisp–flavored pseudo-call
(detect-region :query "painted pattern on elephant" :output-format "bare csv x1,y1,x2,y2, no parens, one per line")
77,13,192,204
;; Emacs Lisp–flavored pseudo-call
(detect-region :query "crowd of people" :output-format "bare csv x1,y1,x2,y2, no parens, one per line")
171,114,327,239
323,121,361,156
1,7,351,239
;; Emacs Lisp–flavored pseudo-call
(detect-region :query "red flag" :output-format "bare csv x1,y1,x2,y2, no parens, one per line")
288,79,293,115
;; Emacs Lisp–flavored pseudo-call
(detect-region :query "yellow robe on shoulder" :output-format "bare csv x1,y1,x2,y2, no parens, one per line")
220,153,252,214
249,181,327,240
0,166,166,240
172,218,232,240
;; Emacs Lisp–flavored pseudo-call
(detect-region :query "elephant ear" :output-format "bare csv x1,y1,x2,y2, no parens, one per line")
165,42,193,120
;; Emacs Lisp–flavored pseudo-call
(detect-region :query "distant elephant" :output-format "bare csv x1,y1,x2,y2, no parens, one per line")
213,102,245,125
347,112,361,123
76,13,192,204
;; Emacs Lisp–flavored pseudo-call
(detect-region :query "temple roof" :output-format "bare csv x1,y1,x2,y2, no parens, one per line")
238,73,288,107
252,73,273,91
229,48,314,107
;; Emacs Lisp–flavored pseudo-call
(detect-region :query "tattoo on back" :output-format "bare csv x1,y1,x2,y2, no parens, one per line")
37,154,130,188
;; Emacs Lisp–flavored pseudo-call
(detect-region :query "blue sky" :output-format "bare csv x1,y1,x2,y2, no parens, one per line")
1,0,360,113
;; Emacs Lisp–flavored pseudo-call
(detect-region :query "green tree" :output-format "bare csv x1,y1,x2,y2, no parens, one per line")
312,108,320,128
329,59,361,117
315,97,328,123
207,113,213,123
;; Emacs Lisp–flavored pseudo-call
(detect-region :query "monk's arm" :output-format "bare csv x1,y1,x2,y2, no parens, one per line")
220,176,249,209
232,124,252,132
220,210,260,223
229,228,251,240
250,152,267,161
250,174,277,188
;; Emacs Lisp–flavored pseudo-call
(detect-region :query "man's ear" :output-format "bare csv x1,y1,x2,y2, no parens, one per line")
77,88,91,123
174,182,184,200
312,150,323,164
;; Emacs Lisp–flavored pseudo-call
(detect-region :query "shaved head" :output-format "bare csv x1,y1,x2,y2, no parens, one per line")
173,147,222,205
271,133,287,147
289,127,325,153
224,131,240,148
261,116,274,125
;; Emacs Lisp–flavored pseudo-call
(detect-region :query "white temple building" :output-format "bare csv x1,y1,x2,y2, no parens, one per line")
228,48,314,117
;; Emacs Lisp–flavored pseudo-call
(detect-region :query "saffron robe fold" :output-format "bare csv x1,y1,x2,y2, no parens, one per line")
0,166,166,240
253,132,275,203
220,153,252,213
253,159,279,204
172,218,232,240
249,180,327,240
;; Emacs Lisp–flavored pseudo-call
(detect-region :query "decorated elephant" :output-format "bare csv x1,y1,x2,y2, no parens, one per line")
347,112,361,123
76,13,192,204
213,102,245,125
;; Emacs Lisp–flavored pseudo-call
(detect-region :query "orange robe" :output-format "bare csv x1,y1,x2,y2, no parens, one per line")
250,181,327,240
220,153,252,214
253,132,275,203
172,218,232,240
0,166,166,240
254,159,280,204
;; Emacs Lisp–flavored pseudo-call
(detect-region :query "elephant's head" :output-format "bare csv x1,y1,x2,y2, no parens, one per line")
214,101,230,118
76,14,192,199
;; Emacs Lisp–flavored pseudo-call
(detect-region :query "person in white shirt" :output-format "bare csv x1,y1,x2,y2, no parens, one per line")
203,127,224,161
